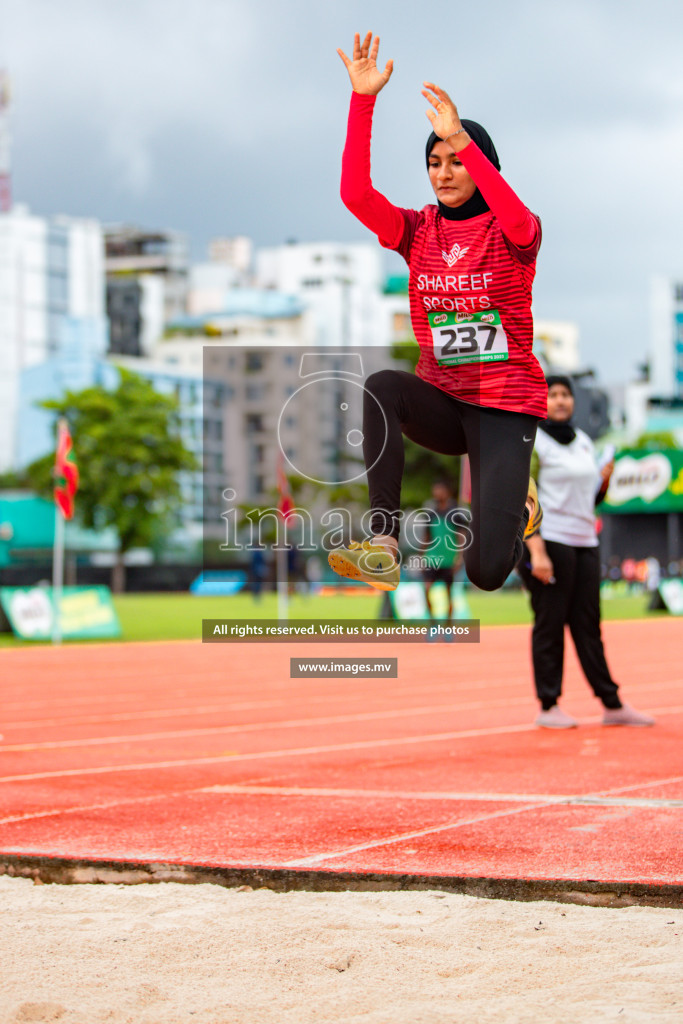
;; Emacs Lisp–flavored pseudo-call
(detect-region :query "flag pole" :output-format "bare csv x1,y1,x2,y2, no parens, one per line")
276,545,288,622
52,504,64,645
276,448,293,623
52,416,78,645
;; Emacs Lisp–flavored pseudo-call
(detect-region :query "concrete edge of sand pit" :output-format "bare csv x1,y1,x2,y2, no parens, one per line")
0,854,681,909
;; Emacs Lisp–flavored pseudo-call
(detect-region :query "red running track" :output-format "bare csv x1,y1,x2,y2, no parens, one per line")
0,620,681,889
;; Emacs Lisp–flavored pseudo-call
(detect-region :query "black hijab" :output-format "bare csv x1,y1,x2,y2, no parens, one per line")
539,375,576,445
426,119,501,221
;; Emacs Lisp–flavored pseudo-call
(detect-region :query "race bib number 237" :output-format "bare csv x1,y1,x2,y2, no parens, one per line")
428,309,509,366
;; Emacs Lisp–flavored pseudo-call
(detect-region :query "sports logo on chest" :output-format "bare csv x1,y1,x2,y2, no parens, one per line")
441,242,469,267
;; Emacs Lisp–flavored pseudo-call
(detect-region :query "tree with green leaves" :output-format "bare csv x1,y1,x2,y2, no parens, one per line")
0,469,30,490
26,368,199,592
632,431,678,451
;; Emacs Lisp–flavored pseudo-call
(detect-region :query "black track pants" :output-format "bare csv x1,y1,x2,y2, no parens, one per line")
517,540,622,710
362,369,538,592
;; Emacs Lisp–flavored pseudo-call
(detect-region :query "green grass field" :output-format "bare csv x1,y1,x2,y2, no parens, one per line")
0,586,656,647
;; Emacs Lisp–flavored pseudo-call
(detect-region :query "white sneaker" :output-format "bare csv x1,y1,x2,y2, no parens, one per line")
602,704,655,727
535,705,578,729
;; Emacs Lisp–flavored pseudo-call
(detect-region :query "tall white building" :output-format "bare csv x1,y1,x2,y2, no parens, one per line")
186,237,255,316
158,296,389,520
0,70,11,213
611,277,683,443
0,204,106,472
208,236,253,275
533,319,580,373
650,276,683,398
159,295,314,512
255,241,391,348
187,262,240,317
104,225,188,357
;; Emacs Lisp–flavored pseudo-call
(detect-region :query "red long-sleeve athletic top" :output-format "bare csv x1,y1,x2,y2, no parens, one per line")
341,93,547,419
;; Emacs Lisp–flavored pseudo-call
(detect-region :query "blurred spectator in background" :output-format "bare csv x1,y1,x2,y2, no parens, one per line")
606,556,622,582
517,376,654,729
635,560,649,587
287,546,303,595
420,480,462,624
645,556,661,593
305,554,324,595
621,557,638,592
248,548,267,600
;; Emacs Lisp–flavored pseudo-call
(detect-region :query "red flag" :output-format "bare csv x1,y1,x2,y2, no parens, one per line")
277,449,294,520
54,419,79,520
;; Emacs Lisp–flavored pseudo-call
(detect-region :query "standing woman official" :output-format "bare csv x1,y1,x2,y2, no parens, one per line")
518,376,655,728
327,32,545,593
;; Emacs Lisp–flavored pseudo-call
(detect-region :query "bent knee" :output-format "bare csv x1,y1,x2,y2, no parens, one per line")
467,568,509,592
364,369,402,398
464,552,511,592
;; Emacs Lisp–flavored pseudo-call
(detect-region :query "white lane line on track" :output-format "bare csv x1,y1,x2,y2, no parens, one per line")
0,698,545,752
0,723,543,783
0,708,680,785
0,684,547,730
2,698,681,754
0,678,506,715
587,774,683,799
5,677,682,732
4,656,679,715
282,773,683,867
281,801,591,867
5,699,343,730
200,784,683,809
0,663,540,704
1,776,682,831
0,790,201,827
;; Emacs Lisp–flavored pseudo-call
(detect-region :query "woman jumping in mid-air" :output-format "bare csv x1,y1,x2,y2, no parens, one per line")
328,32,546,593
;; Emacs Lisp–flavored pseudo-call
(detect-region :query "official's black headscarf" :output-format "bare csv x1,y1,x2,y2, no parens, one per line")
426,120,501,221
539,375,576,445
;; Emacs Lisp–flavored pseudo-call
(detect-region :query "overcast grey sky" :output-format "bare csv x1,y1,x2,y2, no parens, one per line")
2,0,683,384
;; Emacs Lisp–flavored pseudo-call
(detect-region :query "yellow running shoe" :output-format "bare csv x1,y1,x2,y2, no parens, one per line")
328,540,400,592
524,477,543,539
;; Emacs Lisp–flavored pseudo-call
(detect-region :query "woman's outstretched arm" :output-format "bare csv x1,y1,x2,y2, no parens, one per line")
423,82,539,250
338,33,405,247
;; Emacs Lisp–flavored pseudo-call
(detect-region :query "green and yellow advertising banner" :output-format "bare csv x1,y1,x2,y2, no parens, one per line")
0,586,121,641
602,449,683,514
658,579,683,616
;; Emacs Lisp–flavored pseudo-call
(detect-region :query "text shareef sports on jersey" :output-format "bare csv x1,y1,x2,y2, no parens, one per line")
416,273,494,312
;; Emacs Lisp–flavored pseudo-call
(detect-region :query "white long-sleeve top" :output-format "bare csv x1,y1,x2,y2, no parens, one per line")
534,428,602,547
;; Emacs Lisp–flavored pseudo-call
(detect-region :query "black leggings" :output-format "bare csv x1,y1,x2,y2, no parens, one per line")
363,369,538,591
517,541,622,710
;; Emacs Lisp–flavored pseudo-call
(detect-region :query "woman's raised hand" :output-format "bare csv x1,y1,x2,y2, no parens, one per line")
337,32,394,95
422,82,463,141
